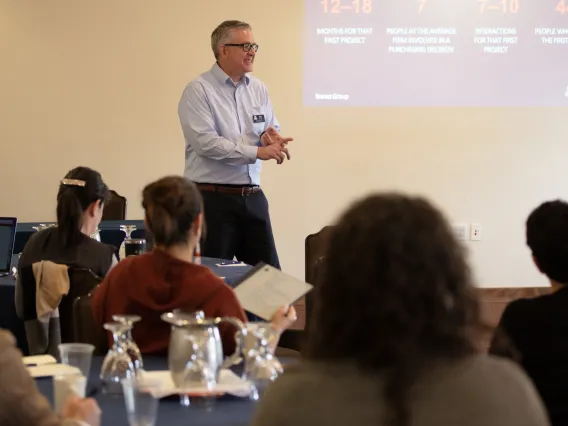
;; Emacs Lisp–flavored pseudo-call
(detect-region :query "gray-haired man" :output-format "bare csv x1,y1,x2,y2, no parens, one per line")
178,20,292,269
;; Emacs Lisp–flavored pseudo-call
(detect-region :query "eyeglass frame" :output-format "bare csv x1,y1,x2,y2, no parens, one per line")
223,43,259,53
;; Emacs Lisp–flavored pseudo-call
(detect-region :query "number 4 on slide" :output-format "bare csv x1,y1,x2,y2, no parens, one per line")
557,0,568,14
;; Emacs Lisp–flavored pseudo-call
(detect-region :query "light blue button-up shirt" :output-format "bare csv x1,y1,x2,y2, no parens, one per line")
178,63,280,186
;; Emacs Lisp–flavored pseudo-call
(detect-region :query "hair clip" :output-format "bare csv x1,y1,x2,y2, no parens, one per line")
61,178,86,187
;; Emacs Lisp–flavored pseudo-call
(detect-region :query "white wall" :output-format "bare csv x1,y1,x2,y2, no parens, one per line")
1,0,567,287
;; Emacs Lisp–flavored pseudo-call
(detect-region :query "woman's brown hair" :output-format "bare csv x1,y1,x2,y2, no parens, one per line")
305,193,481,426
142,176,203,247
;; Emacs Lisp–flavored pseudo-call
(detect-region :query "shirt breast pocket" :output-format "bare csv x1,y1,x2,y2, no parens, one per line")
251,106,267,136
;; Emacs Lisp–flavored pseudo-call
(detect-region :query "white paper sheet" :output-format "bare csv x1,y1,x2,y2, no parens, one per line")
23,354,57,366
215,262,248,267
233,264,313,320
27,364,81,378
140,369,251,398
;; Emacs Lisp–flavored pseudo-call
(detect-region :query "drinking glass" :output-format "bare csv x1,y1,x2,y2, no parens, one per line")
112,315,144,371
53,373,87,414
122,377,161,426
119,224,137,260
179,335,216,410
124,239,147,257
100,322,136,394
58,343,94,377
243,322,283,401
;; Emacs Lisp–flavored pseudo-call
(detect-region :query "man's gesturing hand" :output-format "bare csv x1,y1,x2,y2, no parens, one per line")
261,127,293,150
257,142,290,164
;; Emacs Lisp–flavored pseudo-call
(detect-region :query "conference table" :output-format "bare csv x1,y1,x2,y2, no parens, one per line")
0,253,252,356
35,355,289,426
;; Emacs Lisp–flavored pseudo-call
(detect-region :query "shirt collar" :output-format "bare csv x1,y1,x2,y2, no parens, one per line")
211,62,250,87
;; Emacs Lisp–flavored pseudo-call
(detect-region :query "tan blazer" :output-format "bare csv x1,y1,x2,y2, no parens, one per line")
0,330,83,426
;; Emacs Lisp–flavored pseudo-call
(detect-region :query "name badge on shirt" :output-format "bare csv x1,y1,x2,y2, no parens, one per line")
253,114,265,123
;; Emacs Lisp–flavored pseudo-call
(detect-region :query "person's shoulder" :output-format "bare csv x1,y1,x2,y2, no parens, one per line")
191,267,244,312
83,237,115,253
23,227,51,248
267,360,359,392
182,68,218,93
437,354,541,401
257,361,320,398
19,228,55,264
408,355,548,426
250,360,354,426
461,353,525,375
80,238,116,263
506,293,547,311
254,360,364,415
474,355,548,409
500,292,551,326
194,265,232,294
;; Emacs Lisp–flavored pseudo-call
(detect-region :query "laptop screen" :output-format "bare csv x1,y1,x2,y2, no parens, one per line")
0,217,17,274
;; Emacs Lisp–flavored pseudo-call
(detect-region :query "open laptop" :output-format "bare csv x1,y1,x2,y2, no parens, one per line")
0,217,17,277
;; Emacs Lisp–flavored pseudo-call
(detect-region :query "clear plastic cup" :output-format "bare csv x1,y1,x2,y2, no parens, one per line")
122,377,161,426
53,373,87,413
58,343,94,377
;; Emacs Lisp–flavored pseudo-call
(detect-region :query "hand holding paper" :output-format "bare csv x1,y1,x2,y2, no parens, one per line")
270,305,298,333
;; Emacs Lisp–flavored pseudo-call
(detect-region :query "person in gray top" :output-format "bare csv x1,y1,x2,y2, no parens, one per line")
251,193,549,426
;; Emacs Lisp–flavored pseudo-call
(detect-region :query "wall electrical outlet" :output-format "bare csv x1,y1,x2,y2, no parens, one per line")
470,223,482,241
452,223,468,241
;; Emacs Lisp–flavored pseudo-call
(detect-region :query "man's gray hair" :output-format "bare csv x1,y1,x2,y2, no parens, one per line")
211,20,252,60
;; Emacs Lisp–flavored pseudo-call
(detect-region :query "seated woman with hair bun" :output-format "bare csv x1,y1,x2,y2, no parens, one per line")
16,166,117,319
92,175,296,355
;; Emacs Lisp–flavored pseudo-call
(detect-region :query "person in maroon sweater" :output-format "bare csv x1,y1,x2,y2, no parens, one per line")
92,175,296,355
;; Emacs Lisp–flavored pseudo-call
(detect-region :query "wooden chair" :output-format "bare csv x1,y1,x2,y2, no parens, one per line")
99,229,126,258
13,231,34,254
73,292,107,355
304,226,335,325
277,226,335,354
18,263,102,356
102,190,127,221
61,268,103,343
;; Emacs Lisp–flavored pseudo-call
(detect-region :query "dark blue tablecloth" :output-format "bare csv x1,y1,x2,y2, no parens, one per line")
36,356,261,426
0,255,252,355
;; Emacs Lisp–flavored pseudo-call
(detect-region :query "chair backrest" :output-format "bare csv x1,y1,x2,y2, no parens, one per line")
18,264,41,321
73,291,107,355
59,267,103,343
18,263,102,354
13,230,34,255
305,226,335,284
99,229,126,258
102,190,127,221
303,225,335,335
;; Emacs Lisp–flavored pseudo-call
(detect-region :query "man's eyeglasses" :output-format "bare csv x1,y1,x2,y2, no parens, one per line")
223,43,259,53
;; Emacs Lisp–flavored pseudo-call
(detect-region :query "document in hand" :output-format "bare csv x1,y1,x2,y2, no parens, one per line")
233,263,313,320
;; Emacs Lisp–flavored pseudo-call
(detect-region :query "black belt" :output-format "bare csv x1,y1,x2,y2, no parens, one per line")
196,183,261,196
